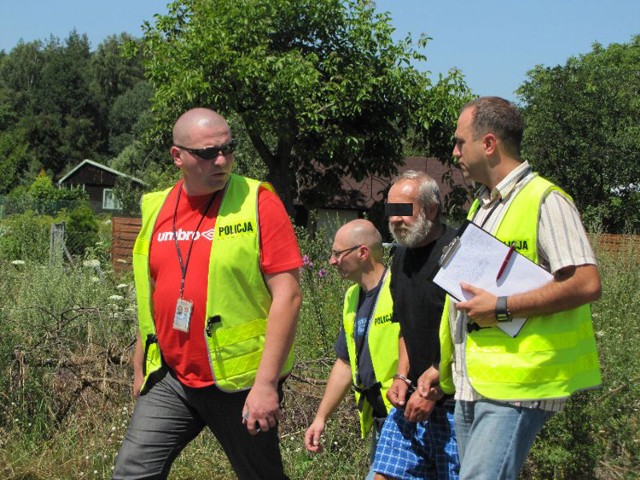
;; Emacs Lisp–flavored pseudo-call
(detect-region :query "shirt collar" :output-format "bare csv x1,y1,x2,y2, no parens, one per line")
478,161,532,206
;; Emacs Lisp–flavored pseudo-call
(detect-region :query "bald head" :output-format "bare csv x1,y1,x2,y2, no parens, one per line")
335,219,383,262
173,108,230,146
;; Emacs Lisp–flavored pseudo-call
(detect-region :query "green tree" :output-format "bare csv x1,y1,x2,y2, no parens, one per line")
137,0,470,213
518,36,640,233
90,33,145,102
108,81,154,155
0,127,35,193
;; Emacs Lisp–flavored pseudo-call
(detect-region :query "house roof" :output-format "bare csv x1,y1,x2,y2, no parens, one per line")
57,159,146,187
320,156,470,210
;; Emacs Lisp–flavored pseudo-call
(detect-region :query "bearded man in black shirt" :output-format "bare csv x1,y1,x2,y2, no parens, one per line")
372,170,460,480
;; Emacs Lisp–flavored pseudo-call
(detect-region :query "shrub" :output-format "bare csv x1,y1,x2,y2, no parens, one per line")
0,210,52,263
65,203,100,256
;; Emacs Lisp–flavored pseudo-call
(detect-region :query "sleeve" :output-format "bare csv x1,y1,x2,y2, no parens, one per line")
258,187,303,274
538,191,597,274
389,247,402,325
334,324,350,362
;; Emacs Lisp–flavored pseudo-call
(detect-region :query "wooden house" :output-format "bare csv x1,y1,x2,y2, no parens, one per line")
57,160,146,213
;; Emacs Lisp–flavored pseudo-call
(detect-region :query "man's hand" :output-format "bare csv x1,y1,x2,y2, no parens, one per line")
456,282,498,327
404,391,436,423
304,419,326,453
386,378,409,409
417,366,442,400
242,381,283,435
132,370,144,398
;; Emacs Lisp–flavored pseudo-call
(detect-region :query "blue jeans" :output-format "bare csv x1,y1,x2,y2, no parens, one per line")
365,417,385,480
455,400,554,480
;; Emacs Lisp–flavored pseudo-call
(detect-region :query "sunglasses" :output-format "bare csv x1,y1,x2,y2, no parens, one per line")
175,139,238,160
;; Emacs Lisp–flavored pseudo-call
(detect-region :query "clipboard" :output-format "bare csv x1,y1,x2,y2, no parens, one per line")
434,220,553,337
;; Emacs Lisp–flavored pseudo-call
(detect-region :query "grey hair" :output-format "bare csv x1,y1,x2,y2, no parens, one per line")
396,170,442,219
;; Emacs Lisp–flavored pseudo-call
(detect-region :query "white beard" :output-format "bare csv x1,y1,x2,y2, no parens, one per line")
389,210,433,248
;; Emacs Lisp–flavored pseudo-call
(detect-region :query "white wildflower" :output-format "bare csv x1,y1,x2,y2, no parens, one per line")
83,259,100,268
116,283,129,290
109,295,124,301
11,260,25,265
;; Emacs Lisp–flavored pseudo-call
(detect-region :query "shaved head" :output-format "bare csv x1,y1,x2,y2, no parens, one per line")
335,219,383,261
173,108,230,146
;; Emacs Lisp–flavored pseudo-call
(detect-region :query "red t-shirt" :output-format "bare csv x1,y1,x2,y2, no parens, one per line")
149,181,302,388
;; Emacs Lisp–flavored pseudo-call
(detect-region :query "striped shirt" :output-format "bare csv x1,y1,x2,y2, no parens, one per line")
449,161,596,411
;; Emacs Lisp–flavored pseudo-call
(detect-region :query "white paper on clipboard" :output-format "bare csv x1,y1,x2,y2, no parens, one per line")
434,220,553,336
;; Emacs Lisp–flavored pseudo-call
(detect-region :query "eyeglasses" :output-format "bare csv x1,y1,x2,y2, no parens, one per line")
175,139,238,160
330,245,361,260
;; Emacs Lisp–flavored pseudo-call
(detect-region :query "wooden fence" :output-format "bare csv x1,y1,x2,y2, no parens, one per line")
590,233,640,257
111,217,142,273
111,217,639,273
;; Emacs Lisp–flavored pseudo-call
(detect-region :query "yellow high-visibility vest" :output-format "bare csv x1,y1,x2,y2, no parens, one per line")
133,174,294,392
439,175,601,400
343,271,399,436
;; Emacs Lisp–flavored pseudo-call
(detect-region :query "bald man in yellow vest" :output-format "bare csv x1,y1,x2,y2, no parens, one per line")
305,219,399,479
114,108,303,479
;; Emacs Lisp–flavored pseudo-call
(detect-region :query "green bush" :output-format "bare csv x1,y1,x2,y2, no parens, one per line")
523,235,640,479
0,210,53,262
1,229,638,479
65,203,100,256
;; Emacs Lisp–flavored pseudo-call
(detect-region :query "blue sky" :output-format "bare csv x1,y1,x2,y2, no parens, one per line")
1,0,639,102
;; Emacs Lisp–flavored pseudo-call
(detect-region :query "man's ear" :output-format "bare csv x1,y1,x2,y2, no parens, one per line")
483,133,497,155
170,146,182,167
426,202,439,222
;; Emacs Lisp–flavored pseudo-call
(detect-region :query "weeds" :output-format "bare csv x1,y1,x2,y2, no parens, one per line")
0,229,638,479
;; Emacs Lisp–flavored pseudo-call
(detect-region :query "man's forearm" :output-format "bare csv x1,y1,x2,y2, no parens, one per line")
314,359,353,423
254,270,302,386
397,336,410,376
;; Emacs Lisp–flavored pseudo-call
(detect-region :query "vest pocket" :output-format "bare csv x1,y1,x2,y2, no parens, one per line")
143,333,159,376
205,317,268,389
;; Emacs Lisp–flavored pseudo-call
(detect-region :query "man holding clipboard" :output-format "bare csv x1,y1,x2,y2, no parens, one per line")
419,97,602,480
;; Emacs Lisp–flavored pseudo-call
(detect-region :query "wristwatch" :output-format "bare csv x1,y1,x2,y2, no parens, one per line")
495,296,512,322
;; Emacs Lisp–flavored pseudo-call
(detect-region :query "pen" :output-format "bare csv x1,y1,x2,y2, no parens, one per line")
496,244,516,281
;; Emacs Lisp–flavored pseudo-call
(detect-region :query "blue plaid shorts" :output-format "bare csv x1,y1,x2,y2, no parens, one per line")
373,403,459,479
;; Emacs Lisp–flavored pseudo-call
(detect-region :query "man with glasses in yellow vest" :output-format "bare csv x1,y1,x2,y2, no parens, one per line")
113,108,303,479
305,219,398,479
419,96,602,479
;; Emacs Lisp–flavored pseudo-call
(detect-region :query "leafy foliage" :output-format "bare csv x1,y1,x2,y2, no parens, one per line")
0,32,149,192
0,227,639,478
65,203,100,256
137,0,471,212
518,36,640,233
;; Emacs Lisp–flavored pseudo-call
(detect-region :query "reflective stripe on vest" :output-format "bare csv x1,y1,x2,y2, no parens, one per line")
462,175,601,400
133,174,294,393
343,271,399,437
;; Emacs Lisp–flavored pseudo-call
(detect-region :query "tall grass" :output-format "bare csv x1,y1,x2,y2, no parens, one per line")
0,228,638,479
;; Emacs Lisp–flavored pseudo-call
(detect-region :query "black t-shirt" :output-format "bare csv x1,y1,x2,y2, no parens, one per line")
390,224,456,384
334,282,382,389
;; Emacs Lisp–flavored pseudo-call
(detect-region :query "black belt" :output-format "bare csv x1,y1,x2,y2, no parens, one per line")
355,382,387,418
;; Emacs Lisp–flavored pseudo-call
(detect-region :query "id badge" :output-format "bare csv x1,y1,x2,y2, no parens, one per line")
173,298,193,332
